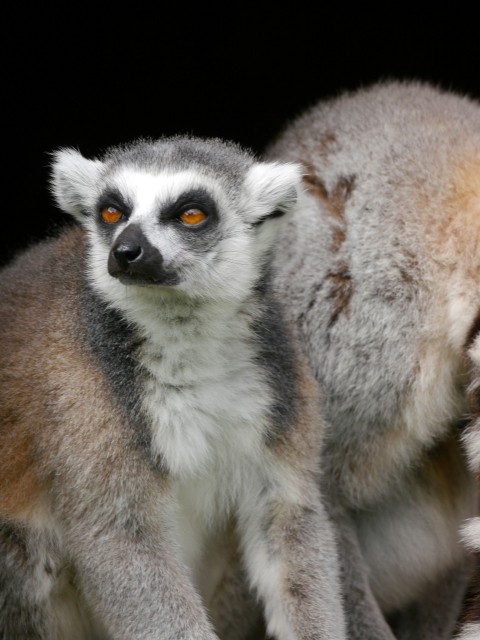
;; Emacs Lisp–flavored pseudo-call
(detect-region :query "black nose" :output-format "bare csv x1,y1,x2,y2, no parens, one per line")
112,243,143,270
108,224,178,285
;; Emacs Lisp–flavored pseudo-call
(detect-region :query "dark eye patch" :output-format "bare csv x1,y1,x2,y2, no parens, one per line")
95,188,133,238
160,188,219,231
96,188,133,220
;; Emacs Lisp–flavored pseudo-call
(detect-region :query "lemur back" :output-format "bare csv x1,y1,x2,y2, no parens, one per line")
0,137,346,639
266,81,480,639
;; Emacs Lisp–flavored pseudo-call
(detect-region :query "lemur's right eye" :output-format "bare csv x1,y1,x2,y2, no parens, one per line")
179,208,207,226
101,206,123,224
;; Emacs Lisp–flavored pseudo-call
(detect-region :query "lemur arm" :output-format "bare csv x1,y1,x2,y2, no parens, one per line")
48,420,220,640
237,470,347,640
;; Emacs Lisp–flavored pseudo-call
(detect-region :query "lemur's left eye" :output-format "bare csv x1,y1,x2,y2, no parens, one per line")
101,206,123,224
179,209,207,226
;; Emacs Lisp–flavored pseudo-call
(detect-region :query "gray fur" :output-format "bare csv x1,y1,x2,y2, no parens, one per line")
267,80,480,639
102,136,255,186
0,137,346,638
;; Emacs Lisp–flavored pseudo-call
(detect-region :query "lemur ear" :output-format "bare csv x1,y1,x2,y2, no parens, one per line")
243,161,303,226
50,148,104,220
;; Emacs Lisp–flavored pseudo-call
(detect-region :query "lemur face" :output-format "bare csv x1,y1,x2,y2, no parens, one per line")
51,138,301,303
95,169,233,290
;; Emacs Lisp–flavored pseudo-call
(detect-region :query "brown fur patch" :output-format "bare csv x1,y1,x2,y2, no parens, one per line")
302,169,329,206
297,132,337,164
0,228,168,528
437,154,480,272
267,351,323,478
330,226,346,251
326,263,352,325
452,155,480,213
318,132,338,159
301,166,356,334
421,433,474,518
300,170,355,325
267,500,331,618
0,427,46,519
399,249,418,286
302,171,355,227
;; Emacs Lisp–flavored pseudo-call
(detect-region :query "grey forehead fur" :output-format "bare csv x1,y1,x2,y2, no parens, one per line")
101,135,256,190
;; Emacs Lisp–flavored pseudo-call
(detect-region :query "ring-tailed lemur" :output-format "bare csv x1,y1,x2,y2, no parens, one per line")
457,325,480,639
0,137,346,639
266,80,480,639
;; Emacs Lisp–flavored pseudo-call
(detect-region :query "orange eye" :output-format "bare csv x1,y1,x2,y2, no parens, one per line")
179,209,207,226
101,206,123,224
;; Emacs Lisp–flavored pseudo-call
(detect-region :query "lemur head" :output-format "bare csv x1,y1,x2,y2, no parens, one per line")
51,136,301,305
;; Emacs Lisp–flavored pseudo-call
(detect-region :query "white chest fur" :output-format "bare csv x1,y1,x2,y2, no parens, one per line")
139,302,272,477
135,296,274,592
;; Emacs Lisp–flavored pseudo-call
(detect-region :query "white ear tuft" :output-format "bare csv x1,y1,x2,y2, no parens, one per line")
50,148,104,219
243,161,303,225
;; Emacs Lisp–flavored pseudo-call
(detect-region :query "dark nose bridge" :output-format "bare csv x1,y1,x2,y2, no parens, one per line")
107,222,166,282
112,224,145,269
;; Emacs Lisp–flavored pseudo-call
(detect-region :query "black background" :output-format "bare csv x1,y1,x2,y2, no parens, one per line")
3,6,479,266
